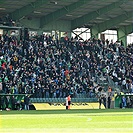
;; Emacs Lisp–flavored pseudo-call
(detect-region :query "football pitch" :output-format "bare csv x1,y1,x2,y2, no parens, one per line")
0,109,133,133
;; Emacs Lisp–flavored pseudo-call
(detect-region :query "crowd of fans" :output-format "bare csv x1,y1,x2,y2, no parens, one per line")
0,32,133,99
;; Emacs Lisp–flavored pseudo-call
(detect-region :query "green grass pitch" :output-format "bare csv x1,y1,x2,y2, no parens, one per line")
0,109,133,133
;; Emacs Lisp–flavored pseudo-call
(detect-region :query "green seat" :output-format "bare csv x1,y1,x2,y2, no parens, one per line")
60,98,65,103
40,98,43,103
43,98,46,102
48,98,53,103
30,98,34,103
45,98,49,102
33,98,37,103
50,98,55,102
71,98,76,103
36,98,40,102
54,98,58,103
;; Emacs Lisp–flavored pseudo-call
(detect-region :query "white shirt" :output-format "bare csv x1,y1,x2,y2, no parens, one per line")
66,97,68,106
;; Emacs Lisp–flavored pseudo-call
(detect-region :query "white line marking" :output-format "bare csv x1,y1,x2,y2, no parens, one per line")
87,118,92,121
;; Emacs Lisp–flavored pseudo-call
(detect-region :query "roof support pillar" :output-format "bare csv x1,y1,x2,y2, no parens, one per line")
117,28,127,47
90,27,99,39
117,25,133,47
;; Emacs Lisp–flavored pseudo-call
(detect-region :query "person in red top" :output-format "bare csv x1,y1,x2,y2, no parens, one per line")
64,69,69,76
2,62,6,70
9,64,13,71
64,69,70,80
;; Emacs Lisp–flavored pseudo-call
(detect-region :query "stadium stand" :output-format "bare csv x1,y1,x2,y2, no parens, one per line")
0,0,133,110
0,33,133,109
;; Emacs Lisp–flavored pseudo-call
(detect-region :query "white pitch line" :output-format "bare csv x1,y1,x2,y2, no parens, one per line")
87,118,92,121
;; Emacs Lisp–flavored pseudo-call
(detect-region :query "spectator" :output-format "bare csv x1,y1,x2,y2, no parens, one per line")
0,96,4,111
0,32,132,105
16,99,21,110
24,94,30,110
121,96,126,108
126,96,131,108
107,95,111,109
11,95,17,110
99,95,102,109
103,94,107,108
5,95,10,110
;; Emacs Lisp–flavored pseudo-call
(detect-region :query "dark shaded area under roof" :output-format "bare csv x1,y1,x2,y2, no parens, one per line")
0,0,133,29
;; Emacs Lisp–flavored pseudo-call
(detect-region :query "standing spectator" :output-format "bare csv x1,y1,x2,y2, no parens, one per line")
107,95,111,109
103,95,107,108
11,96,17,110
99,95,102,109
121,96,126,108
16,100,21,110
108,86,112,94
0,96,4,111
5,96,10,110
126,96,131,108
24,94,30,110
